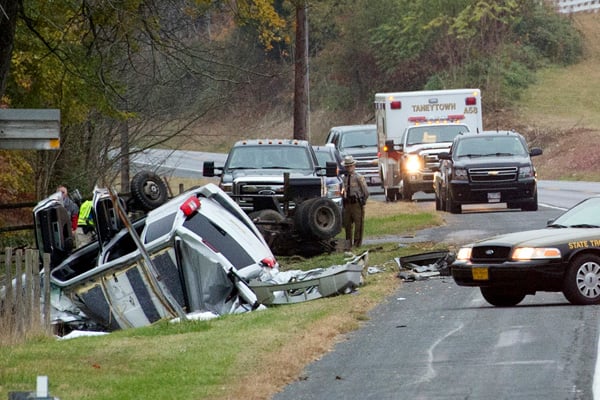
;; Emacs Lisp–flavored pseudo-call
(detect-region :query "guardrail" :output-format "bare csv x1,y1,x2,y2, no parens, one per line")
552,0,600,13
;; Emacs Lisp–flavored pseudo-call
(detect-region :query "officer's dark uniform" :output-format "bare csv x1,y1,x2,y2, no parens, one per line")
341,156,369,250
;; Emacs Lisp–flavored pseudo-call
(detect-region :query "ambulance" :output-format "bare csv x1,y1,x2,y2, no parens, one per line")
374,89,482,201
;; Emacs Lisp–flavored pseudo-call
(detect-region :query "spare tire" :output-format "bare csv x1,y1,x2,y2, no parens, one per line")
294,198,341,240
130,171,169,211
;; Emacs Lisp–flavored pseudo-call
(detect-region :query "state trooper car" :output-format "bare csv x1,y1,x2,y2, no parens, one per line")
451,196,600,306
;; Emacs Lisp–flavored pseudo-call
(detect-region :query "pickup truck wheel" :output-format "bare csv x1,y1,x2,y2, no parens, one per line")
385,188,399,202
130,171,169,211
480,287,526,307
562,254,600,305
400,180,412,201
294,198,341,240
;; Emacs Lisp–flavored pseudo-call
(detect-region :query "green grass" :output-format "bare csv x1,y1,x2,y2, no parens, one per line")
0,203,443,400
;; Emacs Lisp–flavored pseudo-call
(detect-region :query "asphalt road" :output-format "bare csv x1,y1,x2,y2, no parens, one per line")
274,186,600,400
138,149,600,399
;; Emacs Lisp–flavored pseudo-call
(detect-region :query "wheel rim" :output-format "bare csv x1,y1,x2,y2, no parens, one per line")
315,207,335,229
144,181,161,200
576,261,600,299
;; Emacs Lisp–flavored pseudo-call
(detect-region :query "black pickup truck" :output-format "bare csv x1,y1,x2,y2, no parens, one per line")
203,138,342,255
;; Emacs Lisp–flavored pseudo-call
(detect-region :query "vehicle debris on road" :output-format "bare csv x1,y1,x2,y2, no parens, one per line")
396,251,455,281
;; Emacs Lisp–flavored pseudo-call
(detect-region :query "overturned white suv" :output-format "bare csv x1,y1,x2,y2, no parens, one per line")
34,172,366,333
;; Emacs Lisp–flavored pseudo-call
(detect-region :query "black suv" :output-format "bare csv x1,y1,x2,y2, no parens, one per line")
433,131,543,214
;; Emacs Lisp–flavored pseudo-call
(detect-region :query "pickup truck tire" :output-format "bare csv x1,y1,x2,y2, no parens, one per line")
400,180,412,201
294,198,342,240
385,188,399,202
130,171,169,211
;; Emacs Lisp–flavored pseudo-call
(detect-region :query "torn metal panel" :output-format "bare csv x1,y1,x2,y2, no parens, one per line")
249,252,368,305
397,251,455,281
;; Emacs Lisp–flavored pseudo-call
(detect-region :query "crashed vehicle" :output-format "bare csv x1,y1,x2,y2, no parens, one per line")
33,172,366,333
203,139,343,256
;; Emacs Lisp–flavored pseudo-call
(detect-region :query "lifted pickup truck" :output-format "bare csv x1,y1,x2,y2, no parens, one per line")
203,139,342,256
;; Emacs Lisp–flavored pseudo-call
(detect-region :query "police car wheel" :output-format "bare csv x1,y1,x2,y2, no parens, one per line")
563,254,600,305
130,171,169,211
480,287,526,307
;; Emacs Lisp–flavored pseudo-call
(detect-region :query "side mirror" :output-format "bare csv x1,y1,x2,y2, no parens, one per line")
203,161,215,177
530,148,543,157
438,152,451,160
325,161,338,177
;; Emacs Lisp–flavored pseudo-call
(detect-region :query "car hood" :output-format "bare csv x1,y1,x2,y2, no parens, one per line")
406,142,452,153
470,227,600,248
341,147,378,158
228,169,315,181
452,155,532,168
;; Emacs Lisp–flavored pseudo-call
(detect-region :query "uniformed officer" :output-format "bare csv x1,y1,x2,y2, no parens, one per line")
341,155,369,250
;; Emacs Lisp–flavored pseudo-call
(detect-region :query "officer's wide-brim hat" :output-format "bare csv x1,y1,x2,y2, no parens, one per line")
343,155,356,166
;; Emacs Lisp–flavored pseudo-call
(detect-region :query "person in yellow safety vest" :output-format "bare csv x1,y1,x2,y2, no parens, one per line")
76,200,95,246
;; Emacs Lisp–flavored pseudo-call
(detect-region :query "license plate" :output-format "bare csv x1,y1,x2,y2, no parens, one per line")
487,192,501,203
472,267,489,280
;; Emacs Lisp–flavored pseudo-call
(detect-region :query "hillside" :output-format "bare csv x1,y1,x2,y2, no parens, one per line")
508,12,600,181
193,12,599,182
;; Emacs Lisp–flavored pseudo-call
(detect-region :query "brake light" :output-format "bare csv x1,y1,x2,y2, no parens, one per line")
390,101,401,110
180,196,201,216
465,96,477,105
260,257,277,268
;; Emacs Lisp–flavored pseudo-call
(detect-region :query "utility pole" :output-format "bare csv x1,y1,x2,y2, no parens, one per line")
293,2,309,141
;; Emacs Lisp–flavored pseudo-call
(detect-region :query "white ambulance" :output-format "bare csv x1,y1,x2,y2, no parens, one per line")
374,89,482,201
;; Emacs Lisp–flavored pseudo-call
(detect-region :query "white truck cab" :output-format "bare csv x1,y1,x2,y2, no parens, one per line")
374,89,482,201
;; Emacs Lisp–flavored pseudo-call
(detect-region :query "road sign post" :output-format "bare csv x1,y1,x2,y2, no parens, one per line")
0,109,60,150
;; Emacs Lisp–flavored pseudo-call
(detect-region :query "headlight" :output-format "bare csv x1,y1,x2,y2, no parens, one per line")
456,247,472,261
511,247,561,260
519,165,534,178
326,182,341,198
453,167,468,181
404,154,422,173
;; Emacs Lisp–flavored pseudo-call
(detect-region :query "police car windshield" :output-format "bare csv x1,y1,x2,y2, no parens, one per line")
553,197,600,227
406,125,466,146
227,145,313,170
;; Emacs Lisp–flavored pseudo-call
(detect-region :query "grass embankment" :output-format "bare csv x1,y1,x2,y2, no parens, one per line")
0,199,443,400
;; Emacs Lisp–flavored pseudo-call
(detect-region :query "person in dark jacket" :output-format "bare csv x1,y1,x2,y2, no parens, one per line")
57,185,79,236
341,155,369,250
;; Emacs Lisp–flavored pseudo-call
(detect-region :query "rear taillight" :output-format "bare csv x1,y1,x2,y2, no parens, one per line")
180,196,201,216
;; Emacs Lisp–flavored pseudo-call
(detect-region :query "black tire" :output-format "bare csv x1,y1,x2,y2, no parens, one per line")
521,191,538,211
562,254,600,305
385,188,399,202
249,209,285,225
130,171,169,211
446,188,461,214
400,180,412,201
480,287,526,307
294,198,342,240
435,192,442,211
